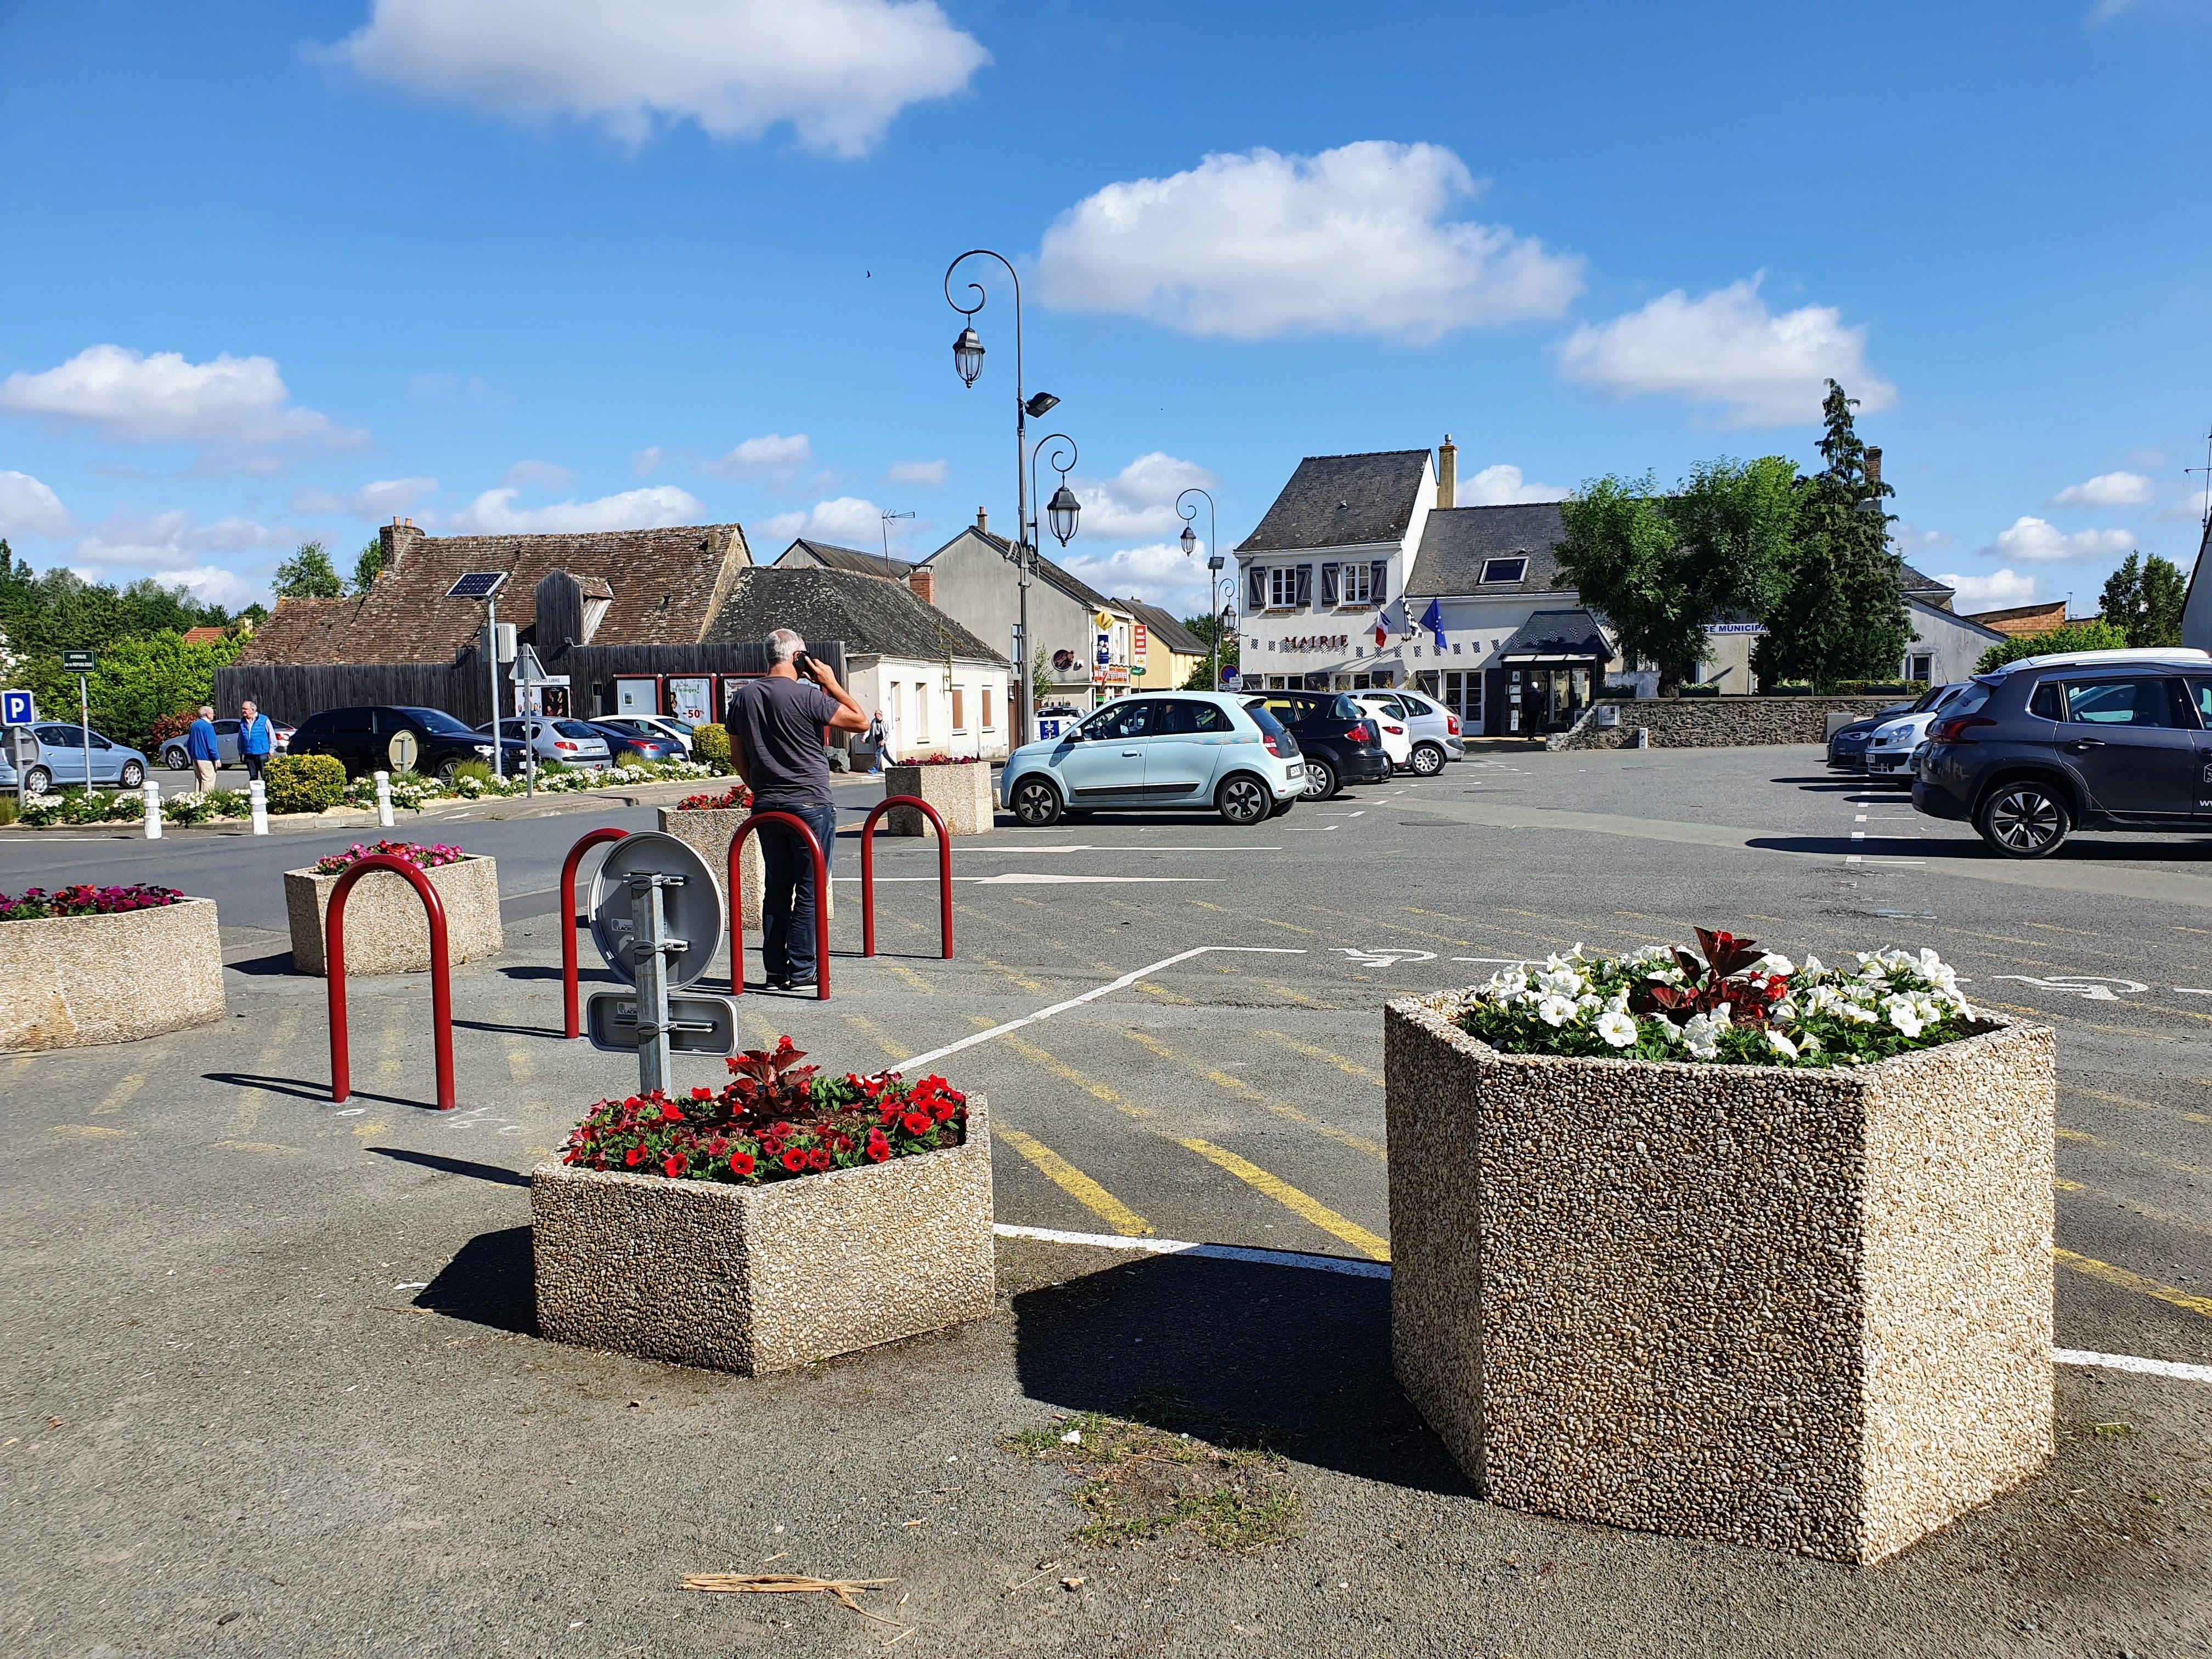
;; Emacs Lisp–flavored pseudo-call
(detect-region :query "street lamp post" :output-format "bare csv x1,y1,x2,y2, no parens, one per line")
1177,487,1228,692
945,250,1067,746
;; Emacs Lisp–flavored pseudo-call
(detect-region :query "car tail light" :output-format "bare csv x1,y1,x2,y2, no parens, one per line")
1346,721,1372,743
1263,735,1285,757
1446,714,1459,735
1928,714,1996,744
1384,724,1404,735
555,740,578,751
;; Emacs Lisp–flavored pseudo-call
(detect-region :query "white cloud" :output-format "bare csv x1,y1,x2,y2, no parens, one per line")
1979,516,2136,563
1072,452,1217,540
505,459,575,490
1892,523,1956,556
445,484,707,534
2152,487,2211,524
1036,141,1584,344
1937,568,2042,610
324,0,988,159
291,476,440,517
1059,541,1212,620
0,344,359,449
1558,275,1895,427
2046,470,2153,509
707,432,814,483
0,471,71,540
70,507,292,574
159,565,270,609
631,445,665,477
753,496,885,548
1457,463,1566,506
884,458,949,488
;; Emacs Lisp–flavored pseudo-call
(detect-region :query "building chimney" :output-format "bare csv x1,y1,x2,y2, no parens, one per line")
975,506,989,535
379,515,427,573
1865,447,1882,492
1437,434,1457,511
907,566,936,607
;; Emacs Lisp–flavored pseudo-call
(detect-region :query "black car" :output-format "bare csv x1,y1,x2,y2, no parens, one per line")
1911,648,2212,857
1826,695,1922,769
289,706,528,781
1242,691,1392,799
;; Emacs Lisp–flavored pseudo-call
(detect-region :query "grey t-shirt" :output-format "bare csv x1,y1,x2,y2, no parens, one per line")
726,676,840,809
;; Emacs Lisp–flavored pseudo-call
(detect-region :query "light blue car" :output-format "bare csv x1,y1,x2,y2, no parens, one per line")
999,691,1305,827
16,722,151,796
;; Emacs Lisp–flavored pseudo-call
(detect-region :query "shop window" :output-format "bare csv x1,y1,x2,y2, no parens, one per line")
952,688,967,731
983,687,995,727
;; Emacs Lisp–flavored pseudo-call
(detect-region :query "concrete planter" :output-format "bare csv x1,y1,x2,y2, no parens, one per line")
655,808,831,929
883,763,994,836
283,855,501,977
531,1095,994,1375
0,898,226,1052
1384,991,2055,1564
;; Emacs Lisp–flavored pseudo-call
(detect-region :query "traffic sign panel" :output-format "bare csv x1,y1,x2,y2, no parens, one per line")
1,690,32,725
60,650,95,674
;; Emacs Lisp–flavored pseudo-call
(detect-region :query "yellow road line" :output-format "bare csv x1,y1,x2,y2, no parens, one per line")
1122,1030,1385,1159
50,1124,136,1139
92,1074,146,1116
739,1009,785,1049
215,1139,302,1156
1001,1036,1154,1119
2055,1247,2212,1322
842,1013,909,1062
230,1014,301,1139
2072,1087,2212,1128
1264,983,1334,1009
879,960,936,995
1254,916,1320,937
2057,1124,2212,1180
2,1056,33,1087
506,1047,533,1082
1257,1030,1384,1089
998,1126,1152,1237
1133,979,1193,1006
978,956,1045,994
1176,1137,1390,1261
1987,1002,2175,1043
2055,1176,2212,1242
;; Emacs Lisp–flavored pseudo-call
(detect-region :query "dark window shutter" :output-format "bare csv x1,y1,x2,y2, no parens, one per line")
1370,560,1388,602
1248,564,1267,609
1295,565,1313,607
1319,563,1339,605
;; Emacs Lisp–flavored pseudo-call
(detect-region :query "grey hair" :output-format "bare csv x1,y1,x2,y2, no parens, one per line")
199,704,214,717
766,628,805,665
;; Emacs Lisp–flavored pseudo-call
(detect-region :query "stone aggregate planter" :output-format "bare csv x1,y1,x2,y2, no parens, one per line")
655,808,831,930
1384,990,2055,1564
0,898,226,1052
883,763,994,836
283,855,501,977
532,1095,993,1375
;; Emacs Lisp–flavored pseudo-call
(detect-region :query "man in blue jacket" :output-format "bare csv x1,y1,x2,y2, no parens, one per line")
186,704,220,792
238,699,273,784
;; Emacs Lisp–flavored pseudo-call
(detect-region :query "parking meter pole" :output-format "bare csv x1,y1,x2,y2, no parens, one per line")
143,780,162,839
628,873,681,1094
78,674,92,794
249,778,268,835
373,769,395,828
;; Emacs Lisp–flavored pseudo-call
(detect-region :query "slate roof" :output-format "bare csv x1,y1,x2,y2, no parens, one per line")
235,523,748,666
1404,503,1570,597
1237,450,1432,553
1113,599,1206,656
701,566,1008,665
1897,562,1955,605
928,526,1117,612
1497,608,1614,662
777,539,916,580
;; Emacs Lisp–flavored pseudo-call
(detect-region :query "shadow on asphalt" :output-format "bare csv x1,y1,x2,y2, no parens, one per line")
224,951,299,976
1010,1254,1469,1497
452,1015,562,1039
1749,833,2212,863
413,1223,537,1335
371,1146,533,1187
199,1068,438,1110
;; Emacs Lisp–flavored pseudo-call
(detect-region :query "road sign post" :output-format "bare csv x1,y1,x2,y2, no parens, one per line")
584,830,735,1093
445,572,511,780
2,691,31,811
61,651,98,792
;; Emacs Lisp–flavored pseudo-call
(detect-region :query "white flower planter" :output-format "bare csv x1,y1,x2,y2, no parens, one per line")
283,855,501,977
883,764,994,837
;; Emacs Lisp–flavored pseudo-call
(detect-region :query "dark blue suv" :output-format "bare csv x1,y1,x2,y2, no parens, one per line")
1911,648,2212,857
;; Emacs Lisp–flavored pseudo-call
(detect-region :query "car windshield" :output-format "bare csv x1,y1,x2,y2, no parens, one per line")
555,720,599,738
401,707,476,736
1910,684,1948,713
1244,703,1287,740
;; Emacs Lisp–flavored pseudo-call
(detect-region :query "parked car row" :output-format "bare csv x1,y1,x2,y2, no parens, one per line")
156,717,295,770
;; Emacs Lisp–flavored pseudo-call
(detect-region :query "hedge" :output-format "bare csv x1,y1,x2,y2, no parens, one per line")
262,753,348,815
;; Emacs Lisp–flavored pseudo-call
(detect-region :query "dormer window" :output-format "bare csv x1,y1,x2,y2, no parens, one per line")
1479,556,1528,585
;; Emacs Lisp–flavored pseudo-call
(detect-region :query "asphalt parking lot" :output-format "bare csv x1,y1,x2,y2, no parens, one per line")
4,743,2210,1657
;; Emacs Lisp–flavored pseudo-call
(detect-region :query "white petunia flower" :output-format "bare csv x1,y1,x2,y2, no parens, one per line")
1766,1029,1799,1059
1598,1009,1638,1047
1801,953,1826,979
1753,952,1793,977
1537,995,1577,1027
1796,1031,1821,1053
1883,995,1926,1038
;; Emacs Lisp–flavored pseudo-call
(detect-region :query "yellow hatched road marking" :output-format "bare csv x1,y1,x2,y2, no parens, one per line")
997,1126,1152,1237
1988,1002,2174,1043
506,1047,533,1082
2072,1087,2212,1128
93,1074,146,1116
50,1124,136,1139
879,960,935,995
1257,1030,1383,1090
1001,1036,1154,1119
978,956,1046,994
1175,1137,1389,1261
2055,1248,2212,1322
1123,1030,1385,1160
216,1139,302,1156
1264,982,1332,1009
2058,1124,2212,1180
2055,1176,2212,1242
1254,916,1320,936
230,1014,300,1139
842,1013,909,1062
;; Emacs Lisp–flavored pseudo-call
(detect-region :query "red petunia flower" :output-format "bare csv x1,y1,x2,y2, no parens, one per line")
663,1153,686,1178
624,1146,643,1166
691,1086,712,1101
901,1111,932,1136
780,1150,808,1172
865,1130,890,1164
808,1147,833,1171
729,1151,756,1176
661,1100,685,1122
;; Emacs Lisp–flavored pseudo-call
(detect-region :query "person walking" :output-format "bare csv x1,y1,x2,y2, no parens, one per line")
186,704,221,793
238,699,274,785
724,630,867,991
865,709,887,774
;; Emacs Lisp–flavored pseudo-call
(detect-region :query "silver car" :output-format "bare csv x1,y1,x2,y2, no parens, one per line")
1392,689,1466,772
478,717,613,769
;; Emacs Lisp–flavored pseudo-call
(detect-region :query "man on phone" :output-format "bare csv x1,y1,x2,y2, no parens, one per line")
724,629,868,991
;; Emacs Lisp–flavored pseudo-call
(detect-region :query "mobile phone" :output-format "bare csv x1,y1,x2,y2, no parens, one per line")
793,651,816,677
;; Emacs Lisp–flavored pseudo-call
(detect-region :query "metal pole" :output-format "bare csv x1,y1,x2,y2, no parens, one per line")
78,674,91,793
629,873,676,1095
486,594,504,781
945,251,1031,746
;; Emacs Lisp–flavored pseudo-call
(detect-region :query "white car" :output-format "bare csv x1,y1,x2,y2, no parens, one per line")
478,717,613,769
1388,689,1465,774
1864,684,1967,785
1350,695,1414,771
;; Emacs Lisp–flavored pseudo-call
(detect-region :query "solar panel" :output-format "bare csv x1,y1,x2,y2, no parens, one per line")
446,571,510,599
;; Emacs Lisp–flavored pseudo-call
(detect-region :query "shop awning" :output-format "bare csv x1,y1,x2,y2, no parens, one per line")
1496,608,1614,664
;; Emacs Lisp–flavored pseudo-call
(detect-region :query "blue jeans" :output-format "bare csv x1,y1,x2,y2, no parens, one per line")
757,802,838,982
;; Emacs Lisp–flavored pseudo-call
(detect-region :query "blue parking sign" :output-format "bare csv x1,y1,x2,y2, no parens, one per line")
1,690,33,726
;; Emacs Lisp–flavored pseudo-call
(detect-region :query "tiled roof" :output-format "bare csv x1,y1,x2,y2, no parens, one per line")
701,566,1008,665
1962,600,2069,637
1405,503,1570,597
1237,450,1431,552
235,523,747,665
778,539,916,580
180,626,230,646
1113,598,1206,656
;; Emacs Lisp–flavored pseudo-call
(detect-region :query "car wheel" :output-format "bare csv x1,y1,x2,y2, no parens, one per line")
118,760,145,788
23,765,52,798
1411,742,1446,777
436,759,461,785
1976,781,2071,859
165,747,190,771
1301,758,1336,800
1216,773,1271,826
1009,776,1065,827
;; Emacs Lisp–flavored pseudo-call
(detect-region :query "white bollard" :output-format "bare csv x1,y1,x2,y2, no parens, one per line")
143,779,162,839
374,768,395,828
250,778,269,835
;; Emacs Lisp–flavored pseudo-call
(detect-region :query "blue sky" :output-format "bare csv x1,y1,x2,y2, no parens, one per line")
2,0,2207,624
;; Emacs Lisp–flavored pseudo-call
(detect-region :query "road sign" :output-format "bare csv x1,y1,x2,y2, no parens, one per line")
588,831,724,989
584,990,740,1056
386,728,419,772
1130,668,1147,678
1,690,32,725
61,650,95,674
1092,610,1114,631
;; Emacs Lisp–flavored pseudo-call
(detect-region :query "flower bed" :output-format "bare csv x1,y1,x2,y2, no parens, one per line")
895,754,986,765
1385,926,2055,1565
534,1040,993,1375
675,785,751,812
0,893,224,1051
283,847,500,976
883,759,995,837
309,839,466,877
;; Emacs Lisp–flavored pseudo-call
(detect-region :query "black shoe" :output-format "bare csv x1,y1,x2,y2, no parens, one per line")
782,972,817,991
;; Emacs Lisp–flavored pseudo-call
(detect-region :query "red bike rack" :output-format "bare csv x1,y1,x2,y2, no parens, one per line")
560,826,630,1039
729,811,831,1000
326,854,456,1111
859,794,953,960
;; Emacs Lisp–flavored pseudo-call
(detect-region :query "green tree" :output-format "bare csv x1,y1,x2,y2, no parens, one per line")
1554,458,1795,693
2097,551,2187,647
21,630,242,747
272,540,344,599
1974,619,2128,675
351,538,385,595
1180,611,1238,688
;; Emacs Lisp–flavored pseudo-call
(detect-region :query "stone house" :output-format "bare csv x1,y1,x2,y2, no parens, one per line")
1114,599,1209,691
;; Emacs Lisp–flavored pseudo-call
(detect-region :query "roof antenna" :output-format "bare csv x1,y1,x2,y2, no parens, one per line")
882,509,915,561
2187,423,2212,531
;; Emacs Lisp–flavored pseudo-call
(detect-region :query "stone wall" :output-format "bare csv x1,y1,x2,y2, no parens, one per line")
1549,695,1901,751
